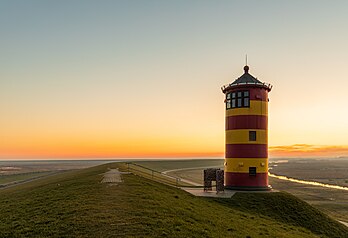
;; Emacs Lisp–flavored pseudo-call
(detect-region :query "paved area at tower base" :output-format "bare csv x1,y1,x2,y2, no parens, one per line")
182,187,278,198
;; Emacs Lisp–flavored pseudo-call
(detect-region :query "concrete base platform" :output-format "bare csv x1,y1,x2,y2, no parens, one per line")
182,187,278,198
225,185,272,191
182,188,236,198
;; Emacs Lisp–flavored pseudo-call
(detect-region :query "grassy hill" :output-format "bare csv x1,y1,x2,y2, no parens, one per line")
0,162,347,237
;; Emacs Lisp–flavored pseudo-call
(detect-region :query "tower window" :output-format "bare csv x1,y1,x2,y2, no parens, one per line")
231,100,236,108
225,90,250,109
249,167,256,176
249,131,256,141
237,98,242,107
244,98,249,107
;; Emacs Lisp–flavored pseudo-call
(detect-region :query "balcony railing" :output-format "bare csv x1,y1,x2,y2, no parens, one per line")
221,82,272,92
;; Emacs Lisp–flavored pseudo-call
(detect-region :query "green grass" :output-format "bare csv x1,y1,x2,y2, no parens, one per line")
0,162,347,237
269,176,348,223
213,192,347,238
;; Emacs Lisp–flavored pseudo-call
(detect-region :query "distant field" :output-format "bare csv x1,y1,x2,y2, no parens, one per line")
0,162,346,237
270,158,348,187
0,160,113,188
0,160,113,175
0,171,54,186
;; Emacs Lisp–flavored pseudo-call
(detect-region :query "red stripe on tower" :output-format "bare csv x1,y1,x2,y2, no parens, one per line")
225,172,268,188
225,144,268,158
226,115,267,130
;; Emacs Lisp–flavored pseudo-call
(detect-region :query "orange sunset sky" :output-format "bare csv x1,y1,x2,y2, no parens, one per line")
1,1,348,159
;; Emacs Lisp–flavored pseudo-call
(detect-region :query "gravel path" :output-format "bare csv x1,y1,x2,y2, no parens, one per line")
102,168,128,184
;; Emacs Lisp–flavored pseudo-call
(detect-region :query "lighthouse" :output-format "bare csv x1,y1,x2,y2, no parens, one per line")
221,65,272,190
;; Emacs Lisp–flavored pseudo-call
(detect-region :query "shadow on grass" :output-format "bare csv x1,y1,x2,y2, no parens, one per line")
208,192,348,238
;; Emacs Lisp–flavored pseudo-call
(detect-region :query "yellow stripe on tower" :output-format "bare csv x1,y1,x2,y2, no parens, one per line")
226,100,268,117
225,129,267,144
225,158,268,173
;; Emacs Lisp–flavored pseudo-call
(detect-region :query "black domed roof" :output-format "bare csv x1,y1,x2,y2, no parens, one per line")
221,66,272,93
231,66,262,85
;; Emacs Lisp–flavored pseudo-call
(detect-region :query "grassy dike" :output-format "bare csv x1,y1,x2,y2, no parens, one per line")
0,162,347,238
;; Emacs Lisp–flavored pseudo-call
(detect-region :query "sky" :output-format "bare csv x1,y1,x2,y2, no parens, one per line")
1,0,348,159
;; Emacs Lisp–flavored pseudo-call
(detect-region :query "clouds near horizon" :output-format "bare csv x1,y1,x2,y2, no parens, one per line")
270,144,348,158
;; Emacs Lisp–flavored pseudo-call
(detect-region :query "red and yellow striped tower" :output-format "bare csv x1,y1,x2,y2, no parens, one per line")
221,65,272,190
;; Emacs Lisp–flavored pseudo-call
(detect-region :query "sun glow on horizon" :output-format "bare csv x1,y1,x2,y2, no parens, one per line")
2,140,348,159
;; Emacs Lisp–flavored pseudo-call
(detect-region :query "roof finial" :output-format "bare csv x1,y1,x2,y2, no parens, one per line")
244,54,249,73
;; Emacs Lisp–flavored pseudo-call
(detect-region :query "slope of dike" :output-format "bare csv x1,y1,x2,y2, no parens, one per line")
0,162,347,238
